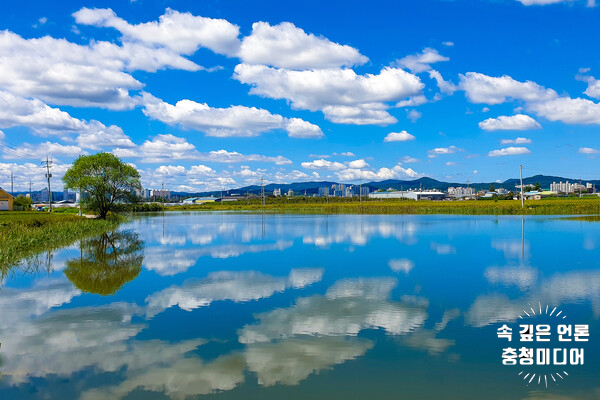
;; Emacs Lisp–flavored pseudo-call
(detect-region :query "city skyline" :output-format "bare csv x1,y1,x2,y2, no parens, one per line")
1,0,600,193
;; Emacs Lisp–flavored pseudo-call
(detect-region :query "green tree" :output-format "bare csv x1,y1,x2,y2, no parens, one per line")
64,230,144,296
534,182,541,191
489,183,495,192
13,195,32,209
63,153,141,219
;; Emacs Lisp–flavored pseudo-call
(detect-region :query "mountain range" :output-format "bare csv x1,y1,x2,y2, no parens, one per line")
171,175,600,198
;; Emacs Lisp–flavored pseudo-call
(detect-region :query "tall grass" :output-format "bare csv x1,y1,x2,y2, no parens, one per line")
166,197,600,215
0,212,119,275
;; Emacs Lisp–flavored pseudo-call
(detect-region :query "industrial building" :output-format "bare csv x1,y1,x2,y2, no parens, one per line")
369,190,446,201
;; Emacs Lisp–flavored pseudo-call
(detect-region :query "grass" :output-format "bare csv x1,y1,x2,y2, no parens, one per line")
165,196,600,215
0,212,120,276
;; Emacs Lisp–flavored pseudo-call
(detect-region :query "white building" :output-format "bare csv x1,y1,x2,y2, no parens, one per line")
273,188,281,197
550,181,587,193
369,190,446,201
448,186,474,197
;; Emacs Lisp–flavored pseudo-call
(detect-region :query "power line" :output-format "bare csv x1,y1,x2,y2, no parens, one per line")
42,156,53,212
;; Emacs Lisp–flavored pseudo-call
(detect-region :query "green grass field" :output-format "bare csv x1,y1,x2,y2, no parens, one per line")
0,212,119,275
166,196,600,215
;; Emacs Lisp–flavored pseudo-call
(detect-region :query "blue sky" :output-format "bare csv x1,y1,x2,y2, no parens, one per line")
0,0,599,192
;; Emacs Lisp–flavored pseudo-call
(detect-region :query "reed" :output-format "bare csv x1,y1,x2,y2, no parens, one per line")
0,212,119,275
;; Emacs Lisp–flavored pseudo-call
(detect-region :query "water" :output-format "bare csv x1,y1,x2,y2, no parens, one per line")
1,213,599,399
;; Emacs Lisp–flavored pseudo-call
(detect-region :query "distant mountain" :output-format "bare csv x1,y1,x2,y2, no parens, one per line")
171,175,600,198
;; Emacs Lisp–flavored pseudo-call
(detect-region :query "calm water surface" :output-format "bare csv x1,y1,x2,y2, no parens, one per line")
1,213,599,399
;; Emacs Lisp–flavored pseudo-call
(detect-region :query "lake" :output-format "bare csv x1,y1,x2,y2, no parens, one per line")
1,213,599,399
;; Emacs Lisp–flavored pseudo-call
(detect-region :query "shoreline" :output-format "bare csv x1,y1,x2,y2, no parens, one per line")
162,197,600,216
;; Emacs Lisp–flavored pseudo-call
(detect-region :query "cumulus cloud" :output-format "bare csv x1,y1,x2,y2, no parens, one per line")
579,147,599,154
459,72,557,105
73,7,241,56
384,131,416,142
479,114,541,131
501,137,532,144
347,159,369,169
3,141,84,160
334,164,420,181
0,91,134,150
239,21,367,69
142,93,322,138
461,71,600,125
234,64,423,125
301,159,346,171
113,134,291,164
401,156,419,163
397,48,449,73
488,146,531,157
527,97,600,124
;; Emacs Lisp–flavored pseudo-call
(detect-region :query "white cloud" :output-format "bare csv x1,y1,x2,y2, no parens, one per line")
459,72,557,105
400,156,419,163
578,74,600,98
407,109,422,122
239,21,367,69
479,114,541,131
113,134,291,165
384,131,416,142
347,159,369,169
527,97,600,124
335,164,420,181
461,72,600,125
501,137,532,144
445,161,457,166
428,70,458,94
3,141,84,160
579,147,599,154
335,151,356,157
442,41,454,47
428,145,461,155
234,63,423,125
0,91,130,145
397,48,449,73
73,7,241,56
301,159,346,171
141,93,322,138
488,146,531,157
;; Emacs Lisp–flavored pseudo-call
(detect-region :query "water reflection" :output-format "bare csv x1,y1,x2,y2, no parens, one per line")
64,230,144,296
1,214,599,399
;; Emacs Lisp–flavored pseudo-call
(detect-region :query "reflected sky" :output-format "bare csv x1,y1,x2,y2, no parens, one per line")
1,213,599,399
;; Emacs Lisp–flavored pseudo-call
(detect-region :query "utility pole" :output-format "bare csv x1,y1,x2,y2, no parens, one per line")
580,178,583,198
10,171,14,195
519,165,524,208
401,185,404,202
42,156,53,212
359,178,362,204
260,176,265,206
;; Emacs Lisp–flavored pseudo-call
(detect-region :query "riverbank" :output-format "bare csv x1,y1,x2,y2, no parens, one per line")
165,197,600,215
0,212,120,274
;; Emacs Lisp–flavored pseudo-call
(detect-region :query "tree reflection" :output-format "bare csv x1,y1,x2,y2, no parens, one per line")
65,230,144,296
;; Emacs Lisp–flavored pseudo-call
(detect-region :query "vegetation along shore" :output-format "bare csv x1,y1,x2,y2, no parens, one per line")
165,196,600,215
0,212,120,275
